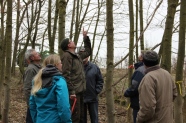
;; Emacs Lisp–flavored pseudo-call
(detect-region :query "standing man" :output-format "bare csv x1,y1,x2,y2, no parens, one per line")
23,49,41,123
60,28,91,123
124,51,146,123
83,57,104,123
136,50,177,123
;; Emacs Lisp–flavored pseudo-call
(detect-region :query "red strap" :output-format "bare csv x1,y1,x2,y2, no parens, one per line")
71,98,77,114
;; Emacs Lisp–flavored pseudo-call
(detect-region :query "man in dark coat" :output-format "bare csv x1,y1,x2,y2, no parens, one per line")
83,57,104,123
124,51,146,123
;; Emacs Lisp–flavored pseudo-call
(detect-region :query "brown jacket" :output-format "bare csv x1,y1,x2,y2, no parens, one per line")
137,65,177,123
61,36,91,95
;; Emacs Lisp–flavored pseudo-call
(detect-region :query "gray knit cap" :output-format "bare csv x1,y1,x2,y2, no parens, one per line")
143,50,159,67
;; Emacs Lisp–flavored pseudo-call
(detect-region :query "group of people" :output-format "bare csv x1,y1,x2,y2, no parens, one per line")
23,29,104,123
124,50,177,123
23,28,178,123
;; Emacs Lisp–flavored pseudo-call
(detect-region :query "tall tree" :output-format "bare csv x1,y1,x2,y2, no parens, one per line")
106,0,115,122
160,0,178,72
174,0,186,122
139,0,144,50
127,0,135,122
0,0,6,120
90,0,102,61
11,0,27,75
58,0,67,55
48,0,59,53
73,0,90,45
135,0,139,61
2,0,12,122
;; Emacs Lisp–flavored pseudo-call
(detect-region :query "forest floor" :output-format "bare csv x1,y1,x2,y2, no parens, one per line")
5,68,128,123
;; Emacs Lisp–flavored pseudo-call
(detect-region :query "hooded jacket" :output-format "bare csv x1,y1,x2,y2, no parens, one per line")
29,65,71,123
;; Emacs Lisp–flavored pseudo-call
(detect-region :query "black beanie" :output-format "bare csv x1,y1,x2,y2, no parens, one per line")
60,38,69,51
143,50,159,67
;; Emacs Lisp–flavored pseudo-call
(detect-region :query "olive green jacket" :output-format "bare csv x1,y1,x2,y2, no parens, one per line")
61,36,91,95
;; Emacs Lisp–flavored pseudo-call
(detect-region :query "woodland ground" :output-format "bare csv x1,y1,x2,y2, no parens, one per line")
5,68,128,123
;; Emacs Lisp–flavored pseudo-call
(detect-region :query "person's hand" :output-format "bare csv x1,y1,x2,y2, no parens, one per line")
82,27,88,37
70,94,76,99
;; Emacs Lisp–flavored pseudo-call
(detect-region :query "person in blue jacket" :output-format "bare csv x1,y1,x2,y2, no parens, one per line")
29,54,72,123
83,56,104,123
124,51,146,123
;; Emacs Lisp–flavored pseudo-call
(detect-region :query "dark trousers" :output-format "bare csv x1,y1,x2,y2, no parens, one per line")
71,93,84,123
26,107,33,123
133,109,139,123
84,102,98,123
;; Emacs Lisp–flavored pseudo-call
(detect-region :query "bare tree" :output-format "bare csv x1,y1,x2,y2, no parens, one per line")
139,0,144,50
105,0,115,122
160,0,178,72
127,0,135,122
11,0,27,75
58,0,67,55
2,0,12,122
0,0,6,119
48,0,59,53
174,0,186,122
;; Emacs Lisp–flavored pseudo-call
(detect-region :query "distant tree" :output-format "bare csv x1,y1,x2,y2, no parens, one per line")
11,0,27,75
73,0,90,45
105,0,115,122
48,0,58,53
90,0,102,61
2,0,12,122
174,0,186,122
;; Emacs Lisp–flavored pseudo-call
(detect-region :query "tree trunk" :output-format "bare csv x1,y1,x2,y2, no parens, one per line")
11,0,27,75
139,0,144,50
160,0,178,72
174,0,186,122
58,0,67,55
48,0,52,53
127,0,135,122
106,0,115,122
135,0,138,62
2,0,12,122
0,0,5,120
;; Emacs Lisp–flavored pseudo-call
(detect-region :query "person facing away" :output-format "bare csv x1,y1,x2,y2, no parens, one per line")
136,50,177,123
23,49,41,123
83,57,104,123
29,54,72,123
124,51,146,123
60,28,91,123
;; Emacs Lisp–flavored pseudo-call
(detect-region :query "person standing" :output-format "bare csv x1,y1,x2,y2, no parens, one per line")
23,49,41,123
60,28,91,123
136,50,177,123
124,51,146,123
83,57,104,123
29,54,72,123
